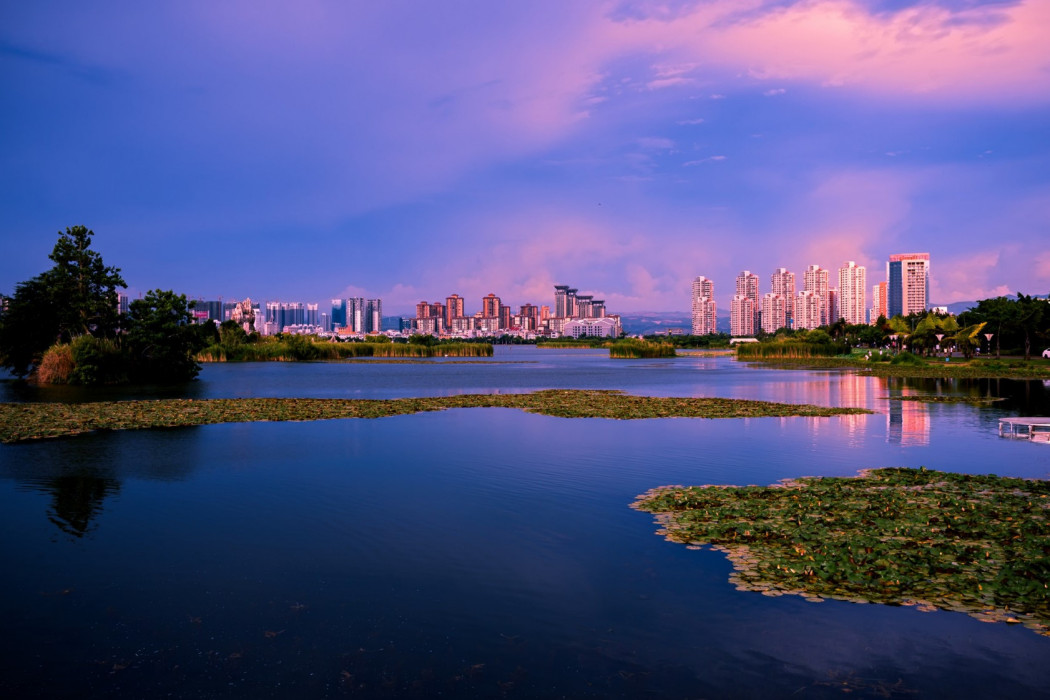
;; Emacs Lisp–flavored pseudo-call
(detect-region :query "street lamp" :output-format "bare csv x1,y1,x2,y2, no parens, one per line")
935,333,945,359
984,332,994,358
889,333,899,354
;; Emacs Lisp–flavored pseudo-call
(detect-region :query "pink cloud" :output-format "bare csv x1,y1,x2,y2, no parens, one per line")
600,0,1050,102
932,250,1016,303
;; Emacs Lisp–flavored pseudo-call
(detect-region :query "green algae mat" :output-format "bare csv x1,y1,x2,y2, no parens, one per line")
633,467,1050,636
0,390,870,443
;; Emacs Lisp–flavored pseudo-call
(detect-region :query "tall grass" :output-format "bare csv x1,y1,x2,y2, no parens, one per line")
735,341,849,359
198,339,493,362
609,340,676,359
36,343,76,384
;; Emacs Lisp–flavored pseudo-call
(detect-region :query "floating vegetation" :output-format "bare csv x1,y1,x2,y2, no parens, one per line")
0,390,870,443
632,467,1050,636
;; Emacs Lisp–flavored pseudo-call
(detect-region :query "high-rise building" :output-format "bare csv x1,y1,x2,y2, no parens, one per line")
827,289,839,324
691,276,716,335
445,294,464,328
365,299,382,333
575,295,593,318
590,300,606,318
735,270,760,332
482,293,501,318
305,303,320,327
803,264,829,326
795,290,822,330
194,300,223,323
730,295,755,336
838,261,867,325
769,268,796,328
871,282,888,324
519,304,539,331
887,253,930,317
554,285,574,318
761,293,787,334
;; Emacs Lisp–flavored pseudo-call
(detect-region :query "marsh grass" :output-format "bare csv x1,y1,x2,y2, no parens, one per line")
0,390,871,443
735,342,849,359
609,340,677,358
633,467,1050,636
198,340,492,361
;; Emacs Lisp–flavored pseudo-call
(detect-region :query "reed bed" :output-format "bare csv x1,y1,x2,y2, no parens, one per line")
198,340,492,362
609,340,677,359
734,342,849,359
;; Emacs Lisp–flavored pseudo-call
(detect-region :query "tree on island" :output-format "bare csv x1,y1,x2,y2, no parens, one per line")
0,226,125,377
0,226,203,384
124,290,203,383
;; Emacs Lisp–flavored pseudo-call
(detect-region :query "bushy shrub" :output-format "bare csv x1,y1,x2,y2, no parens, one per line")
70,335,125,384
890,351,926,366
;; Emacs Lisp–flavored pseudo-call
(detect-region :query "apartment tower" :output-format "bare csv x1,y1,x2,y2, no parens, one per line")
803,264,829,326
761,293,786,334
838,261,867,325
691,276,716,335
887,253,930,317
769,268,796,329
734,270,760,334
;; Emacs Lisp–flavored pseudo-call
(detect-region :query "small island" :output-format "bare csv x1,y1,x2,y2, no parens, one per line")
633,467,1050,636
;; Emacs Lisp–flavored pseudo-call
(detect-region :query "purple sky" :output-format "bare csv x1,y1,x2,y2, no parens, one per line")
2,0,1048,315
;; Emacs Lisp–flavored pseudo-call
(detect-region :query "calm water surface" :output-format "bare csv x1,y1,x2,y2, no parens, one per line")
2,347,1049,698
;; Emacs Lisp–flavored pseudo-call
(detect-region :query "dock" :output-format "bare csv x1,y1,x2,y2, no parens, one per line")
999,417,1050,443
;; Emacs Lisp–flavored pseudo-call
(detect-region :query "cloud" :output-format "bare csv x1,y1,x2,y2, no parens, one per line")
637,136,675,150
932,250,1016,302
763,88,787,96
1035,251,1050,280
677,118,705,125
682,155,726,165
601,0,1050,102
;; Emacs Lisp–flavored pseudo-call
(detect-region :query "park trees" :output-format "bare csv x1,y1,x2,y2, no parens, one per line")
959,293,1049,359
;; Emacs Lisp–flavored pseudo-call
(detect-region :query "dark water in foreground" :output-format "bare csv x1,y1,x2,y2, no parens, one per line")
2,348,1049,698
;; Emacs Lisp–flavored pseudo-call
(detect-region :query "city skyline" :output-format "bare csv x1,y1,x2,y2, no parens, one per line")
2,2,1048,313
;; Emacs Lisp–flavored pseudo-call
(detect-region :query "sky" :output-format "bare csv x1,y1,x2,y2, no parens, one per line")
2,0,1048,316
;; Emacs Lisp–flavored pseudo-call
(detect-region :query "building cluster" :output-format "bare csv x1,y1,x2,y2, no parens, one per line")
412,285,620,338
181,284,621,339
692,253,931,336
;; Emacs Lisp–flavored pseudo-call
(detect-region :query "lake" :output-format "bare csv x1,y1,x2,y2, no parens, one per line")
2,347,1049,698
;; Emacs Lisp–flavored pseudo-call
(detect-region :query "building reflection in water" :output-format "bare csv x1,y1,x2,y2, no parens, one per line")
792,373,874,447
836,373,873,443
886,380,931,447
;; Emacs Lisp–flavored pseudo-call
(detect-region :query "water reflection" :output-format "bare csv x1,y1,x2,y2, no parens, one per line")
42,468,120,538
887,398,930,447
